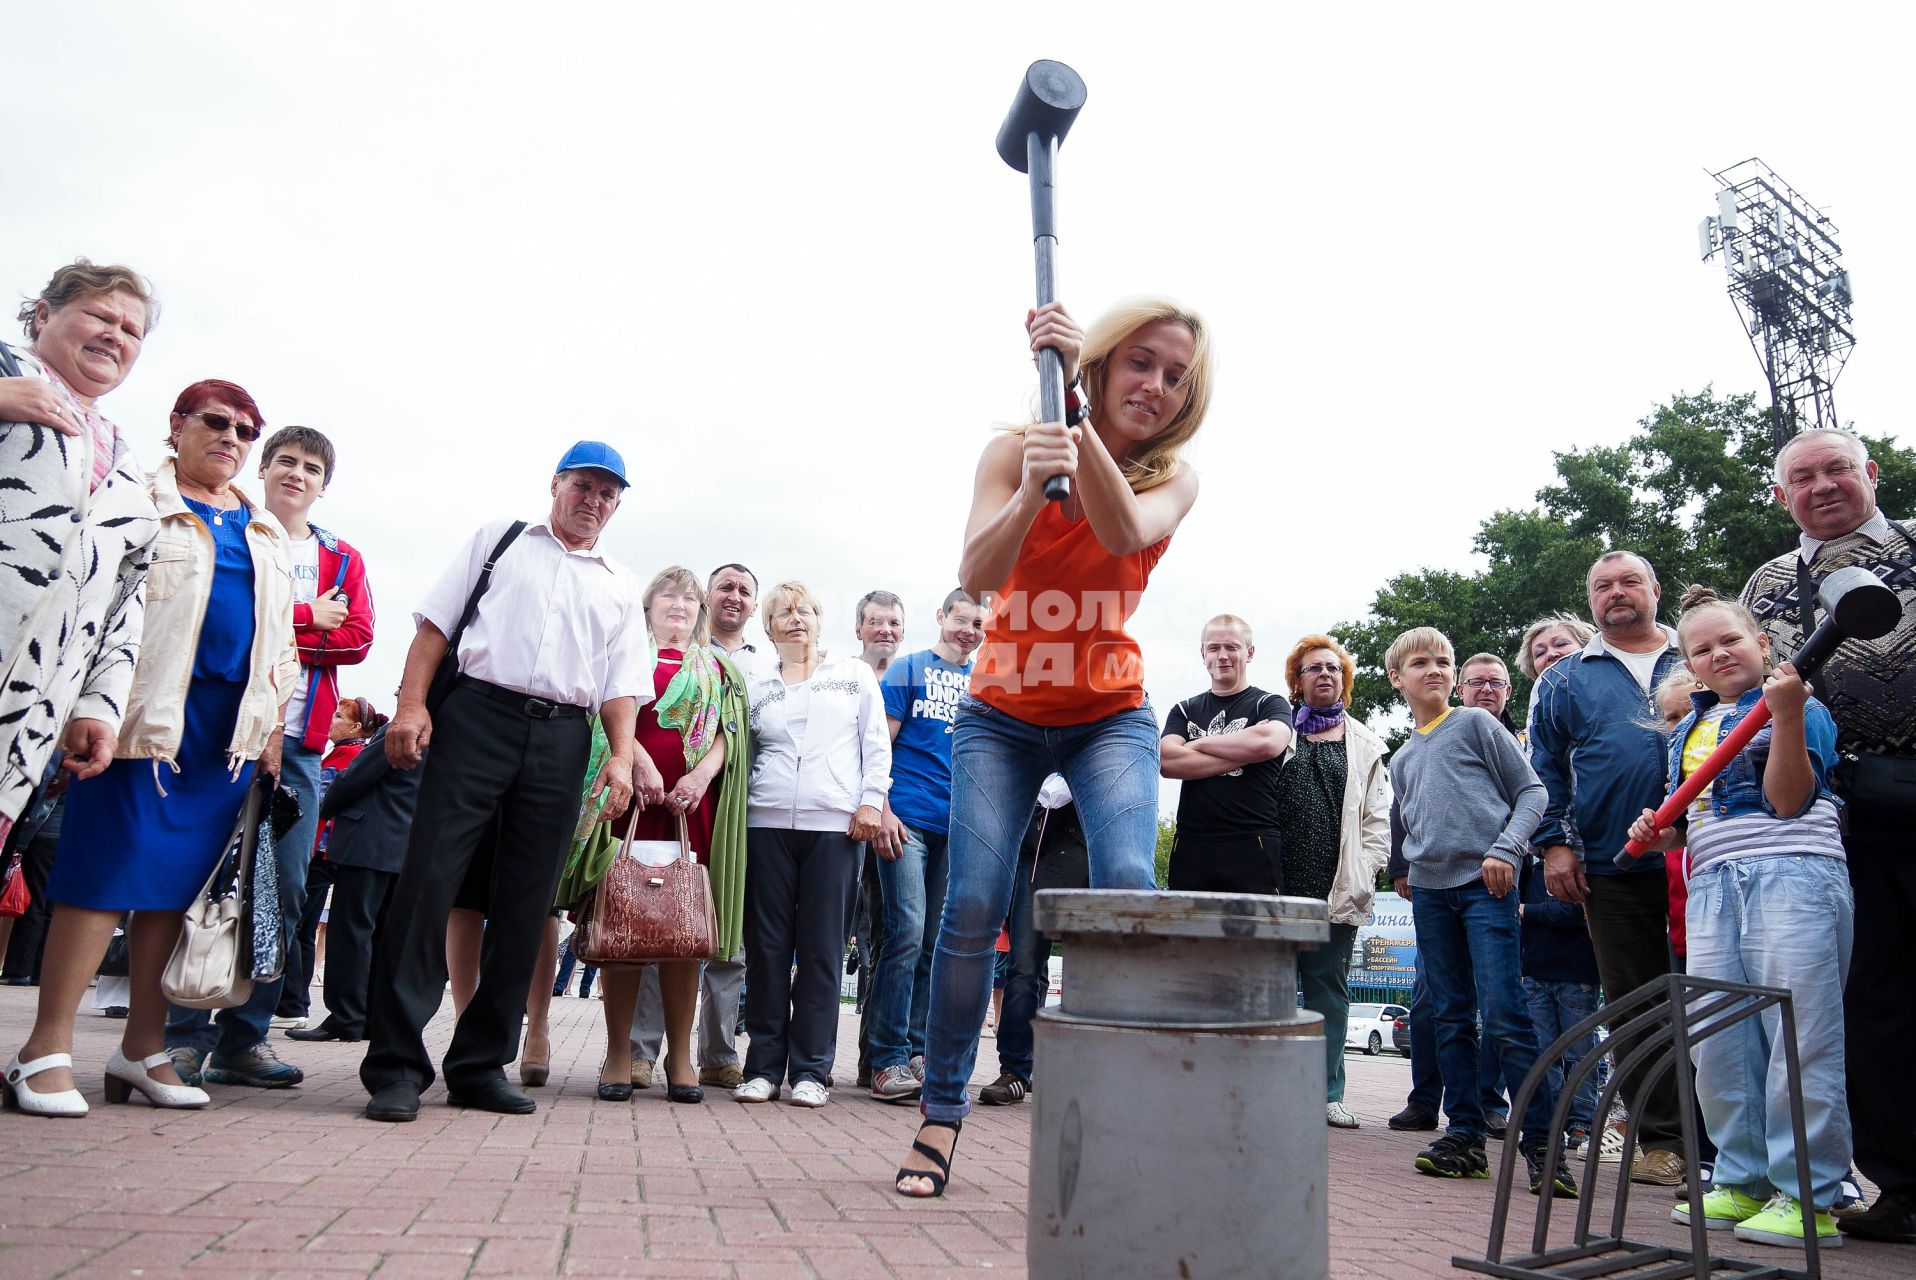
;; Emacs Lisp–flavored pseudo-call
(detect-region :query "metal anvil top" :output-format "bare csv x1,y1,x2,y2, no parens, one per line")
1035,889,1330,945
1034,890,1331,1028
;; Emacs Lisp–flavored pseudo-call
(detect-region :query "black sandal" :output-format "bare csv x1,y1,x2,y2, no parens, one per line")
895,1119,962,1198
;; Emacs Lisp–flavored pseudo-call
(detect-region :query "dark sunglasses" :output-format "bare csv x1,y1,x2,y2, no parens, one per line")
180,410,260,442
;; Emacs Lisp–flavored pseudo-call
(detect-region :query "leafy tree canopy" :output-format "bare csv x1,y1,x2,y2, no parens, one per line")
1336,388,1916,729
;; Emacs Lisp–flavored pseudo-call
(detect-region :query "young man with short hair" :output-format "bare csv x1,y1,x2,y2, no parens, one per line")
1387,627,1572,1198
166,425,375,1088
1159,615,1293,892
868,590,986,1101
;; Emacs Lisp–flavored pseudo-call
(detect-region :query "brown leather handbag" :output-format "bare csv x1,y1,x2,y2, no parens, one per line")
577,812,718,966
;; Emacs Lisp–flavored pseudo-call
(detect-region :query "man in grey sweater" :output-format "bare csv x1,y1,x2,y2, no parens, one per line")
1387,627,1571,1198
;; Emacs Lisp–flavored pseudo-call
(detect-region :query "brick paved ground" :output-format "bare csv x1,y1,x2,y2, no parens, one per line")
0,986,1907,1278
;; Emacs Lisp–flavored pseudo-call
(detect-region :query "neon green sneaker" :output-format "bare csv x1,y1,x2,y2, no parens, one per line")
1733,1194,1842,1249
1671,1187,1766,1231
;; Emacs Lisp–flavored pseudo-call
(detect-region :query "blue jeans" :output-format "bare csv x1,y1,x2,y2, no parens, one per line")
167,733,324,1060
1411,880,1554,1148
1522,977,1602,1135
1298,923,1358,1103
1687,854,1853,1207
921,697,1160,1121
868,825,949,1069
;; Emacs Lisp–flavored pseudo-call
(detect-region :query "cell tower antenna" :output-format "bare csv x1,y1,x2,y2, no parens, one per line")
1696,158,1855,455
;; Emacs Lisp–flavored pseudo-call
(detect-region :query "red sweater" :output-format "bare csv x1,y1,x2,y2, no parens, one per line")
291,525,376,751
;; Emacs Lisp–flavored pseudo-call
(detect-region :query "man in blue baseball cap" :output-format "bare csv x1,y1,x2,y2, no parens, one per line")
360,438,659,1122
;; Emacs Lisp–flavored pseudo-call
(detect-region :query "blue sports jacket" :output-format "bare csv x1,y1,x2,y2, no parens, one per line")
1528,631,1685,876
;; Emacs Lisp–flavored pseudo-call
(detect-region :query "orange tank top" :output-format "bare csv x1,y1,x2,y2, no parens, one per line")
970,503,1170,726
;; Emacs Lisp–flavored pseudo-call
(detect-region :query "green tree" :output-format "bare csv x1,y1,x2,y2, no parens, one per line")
1337,389,1916,728
1154,818,1175,888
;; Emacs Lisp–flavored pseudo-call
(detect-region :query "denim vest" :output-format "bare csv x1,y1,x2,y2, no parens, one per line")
1664,685,1839,822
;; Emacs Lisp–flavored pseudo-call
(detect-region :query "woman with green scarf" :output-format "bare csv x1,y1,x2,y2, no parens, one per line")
554,566,751,1103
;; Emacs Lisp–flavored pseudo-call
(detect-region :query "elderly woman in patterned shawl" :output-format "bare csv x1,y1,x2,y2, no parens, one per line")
555,565,750,1104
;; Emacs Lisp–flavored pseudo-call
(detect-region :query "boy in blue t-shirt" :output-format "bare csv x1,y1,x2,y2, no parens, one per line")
867,590,987,1101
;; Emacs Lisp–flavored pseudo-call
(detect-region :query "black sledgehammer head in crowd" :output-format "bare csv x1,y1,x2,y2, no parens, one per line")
996,60,1087,172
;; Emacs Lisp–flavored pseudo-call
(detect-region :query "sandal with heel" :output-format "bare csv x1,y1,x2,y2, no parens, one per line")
895,1119,962,1198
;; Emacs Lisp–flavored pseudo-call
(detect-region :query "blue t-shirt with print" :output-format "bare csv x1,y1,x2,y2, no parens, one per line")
882,649,973,835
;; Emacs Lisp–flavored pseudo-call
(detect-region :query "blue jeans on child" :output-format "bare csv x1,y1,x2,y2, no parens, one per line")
867,825,949,1069
1522,977,1601,1135
1686,853,1853,1208
167,734,324,1062
1411,879,1555,1149
920,698,1160,1122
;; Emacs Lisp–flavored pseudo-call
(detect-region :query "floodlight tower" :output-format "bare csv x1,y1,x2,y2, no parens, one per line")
1698,158,1855,454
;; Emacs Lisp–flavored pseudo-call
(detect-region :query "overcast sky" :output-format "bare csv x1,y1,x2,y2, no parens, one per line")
7,4,1909,808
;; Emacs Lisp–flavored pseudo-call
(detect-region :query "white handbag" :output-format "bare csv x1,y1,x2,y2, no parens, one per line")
161,786,261,1009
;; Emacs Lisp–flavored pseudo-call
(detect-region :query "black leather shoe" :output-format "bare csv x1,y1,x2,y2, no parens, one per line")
596,1081,634,1101
446,1078,536,1114
667,1083,704,1104
1839,1189,1916,1243
1387,1104,1439,1131
288,1022,359,1042
366,1081,421,1122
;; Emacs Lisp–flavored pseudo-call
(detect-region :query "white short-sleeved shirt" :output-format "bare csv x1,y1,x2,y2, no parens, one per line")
414,518,651,710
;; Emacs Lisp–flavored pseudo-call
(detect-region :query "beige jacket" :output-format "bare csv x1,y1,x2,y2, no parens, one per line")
1282,716,1394,926
116,459,298,773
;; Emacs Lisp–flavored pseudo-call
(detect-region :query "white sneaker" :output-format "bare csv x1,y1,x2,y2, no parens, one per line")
908,1054,926,1083
1326,1101,1359,1129
789,1080,829,1108
733,1077,779,1103
1598,1125,1630,1164
268,1015,307,1030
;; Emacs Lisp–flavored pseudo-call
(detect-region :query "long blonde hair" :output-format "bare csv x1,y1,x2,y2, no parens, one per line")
1016,297,1214,494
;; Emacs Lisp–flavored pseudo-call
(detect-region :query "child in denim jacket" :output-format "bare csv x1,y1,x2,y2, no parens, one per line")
1629,586,1852,1251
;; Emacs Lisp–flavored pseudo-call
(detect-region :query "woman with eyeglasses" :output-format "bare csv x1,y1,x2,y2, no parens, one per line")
1276,635,1394,1130
6,379,298,1119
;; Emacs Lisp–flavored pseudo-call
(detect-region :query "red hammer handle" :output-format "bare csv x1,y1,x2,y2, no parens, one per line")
1620,701,1773,859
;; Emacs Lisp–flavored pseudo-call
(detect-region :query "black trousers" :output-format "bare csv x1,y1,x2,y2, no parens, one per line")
742,828,861,1089
359,685,588,1094
277,856,336,1018
1844,803,1916,1196
2,827,58,980
1166,832,1281,894
854,844,886,1082
319,862,396,1037
1583,871,1683,1153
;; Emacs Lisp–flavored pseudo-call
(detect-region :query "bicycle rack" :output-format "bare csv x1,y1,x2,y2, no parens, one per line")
1453,973,1824,1280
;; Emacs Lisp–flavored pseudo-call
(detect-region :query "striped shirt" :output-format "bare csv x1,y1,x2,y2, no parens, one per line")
1686,797,1846,874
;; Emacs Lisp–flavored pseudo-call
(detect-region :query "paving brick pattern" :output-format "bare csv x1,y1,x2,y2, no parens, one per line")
0,988,1906,1277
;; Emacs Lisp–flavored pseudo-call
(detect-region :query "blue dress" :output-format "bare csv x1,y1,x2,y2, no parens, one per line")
51,498,260,911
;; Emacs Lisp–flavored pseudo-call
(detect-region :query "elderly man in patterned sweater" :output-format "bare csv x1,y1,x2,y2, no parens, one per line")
1740,427,1916,1247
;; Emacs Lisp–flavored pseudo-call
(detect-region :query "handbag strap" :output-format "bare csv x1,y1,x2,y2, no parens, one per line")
607,808,695,865
193,782,263,903
446,521,526,659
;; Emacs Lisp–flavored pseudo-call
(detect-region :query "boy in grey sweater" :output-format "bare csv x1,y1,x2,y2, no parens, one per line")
1388,627,1573,1197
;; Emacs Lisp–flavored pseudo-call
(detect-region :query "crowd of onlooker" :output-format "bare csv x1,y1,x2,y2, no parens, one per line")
1,259,1910,1250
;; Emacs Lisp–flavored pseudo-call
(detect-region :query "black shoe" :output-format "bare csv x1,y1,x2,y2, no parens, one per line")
103,1006,129,1019
667,1083,704,1104
979,1071,1030,1106
1484,1110,1509,1142
1839,1189,1916,1243
1388,1104,1439,1131
1523,1145,1579,1199
1414,1132,1490,1179
287,1022,359,1042
447,1078,536,1115
596,1081,634,1102
366,1081,420,1122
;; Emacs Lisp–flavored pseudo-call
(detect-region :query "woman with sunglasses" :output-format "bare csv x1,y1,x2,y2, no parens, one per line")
6,380,298,1119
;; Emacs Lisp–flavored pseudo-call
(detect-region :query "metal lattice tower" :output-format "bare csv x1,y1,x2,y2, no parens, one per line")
1698,158,1855,454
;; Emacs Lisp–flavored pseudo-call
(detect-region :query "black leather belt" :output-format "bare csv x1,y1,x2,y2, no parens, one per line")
458,676,588,720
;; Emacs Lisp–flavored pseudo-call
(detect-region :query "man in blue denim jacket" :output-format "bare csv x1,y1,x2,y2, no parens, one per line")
1528,551,1691,1187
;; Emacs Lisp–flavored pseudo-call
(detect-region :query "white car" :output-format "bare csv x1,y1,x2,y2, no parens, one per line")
1344,1002,1410,1055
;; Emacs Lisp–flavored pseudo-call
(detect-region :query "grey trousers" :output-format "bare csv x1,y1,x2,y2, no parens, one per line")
629,954,745,1068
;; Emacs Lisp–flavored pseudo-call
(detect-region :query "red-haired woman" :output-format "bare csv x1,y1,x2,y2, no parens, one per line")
1278,634,1394,1129
5,380,297,1119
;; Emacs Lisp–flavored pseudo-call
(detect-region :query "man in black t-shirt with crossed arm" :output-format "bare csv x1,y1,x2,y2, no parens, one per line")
1159,614,1295,893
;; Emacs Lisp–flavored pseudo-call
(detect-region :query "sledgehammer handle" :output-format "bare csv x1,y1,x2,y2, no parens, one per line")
1029,133,1069,502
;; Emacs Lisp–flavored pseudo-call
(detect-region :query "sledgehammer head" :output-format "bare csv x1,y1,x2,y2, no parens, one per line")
1819,565,1901,643
996,60,1088,172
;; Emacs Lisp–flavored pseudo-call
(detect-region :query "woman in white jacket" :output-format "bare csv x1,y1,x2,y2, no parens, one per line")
734,581,889,1109
1277,634,1393,1130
